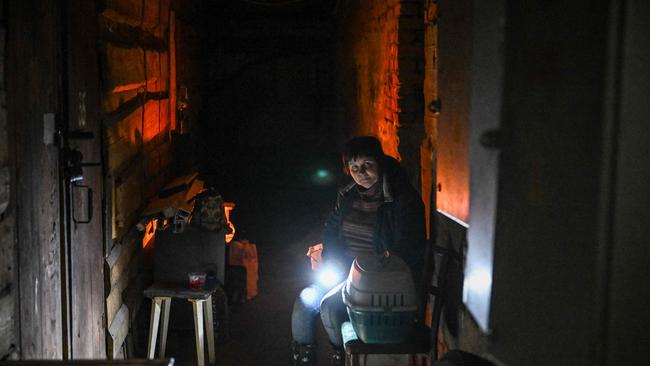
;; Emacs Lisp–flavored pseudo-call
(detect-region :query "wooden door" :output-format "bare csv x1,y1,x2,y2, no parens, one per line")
63,0,106,358
7,0,65,358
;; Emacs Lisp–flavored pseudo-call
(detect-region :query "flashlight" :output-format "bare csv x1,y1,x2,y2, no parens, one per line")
316,264,343,288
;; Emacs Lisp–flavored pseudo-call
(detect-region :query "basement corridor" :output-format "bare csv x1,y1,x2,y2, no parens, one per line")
150,151,341,366
2,0,649,365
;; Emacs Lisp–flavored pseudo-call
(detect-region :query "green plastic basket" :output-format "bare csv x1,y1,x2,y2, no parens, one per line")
347,308,418,344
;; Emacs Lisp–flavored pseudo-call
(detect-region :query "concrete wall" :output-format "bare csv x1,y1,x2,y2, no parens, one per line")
435,1,650,365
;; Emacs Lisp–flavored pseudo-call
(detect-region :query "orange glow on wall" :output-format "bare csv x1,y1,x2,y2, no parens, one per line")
435,114,469,222
378,120,400,160
379,31,401,161
224,202,236,243
142,219,157,248
349,0,401,161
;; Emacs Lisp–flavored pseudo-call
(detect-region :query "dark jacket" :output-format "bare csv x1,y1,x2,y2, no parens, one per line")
322,156,426,279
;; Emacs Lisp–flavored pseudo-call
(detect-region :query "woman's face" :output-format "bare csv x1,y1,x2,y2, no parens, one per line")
347,156,379,189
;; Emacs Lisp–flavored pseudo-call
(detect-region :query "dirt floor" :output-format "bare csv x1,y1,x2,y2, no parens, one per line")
152,150,342,366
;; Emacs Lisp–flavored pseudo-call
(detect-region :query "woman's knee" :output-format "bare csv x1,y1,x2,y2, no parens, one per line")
295,285,324,314
320,283,348,329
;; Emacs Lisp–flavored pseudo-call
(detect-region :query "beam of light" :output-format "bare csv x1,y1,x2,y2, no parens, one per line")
317,266,342,288
299,287,321,311
311,168,334,185
317,169,329,178
465,268,492,292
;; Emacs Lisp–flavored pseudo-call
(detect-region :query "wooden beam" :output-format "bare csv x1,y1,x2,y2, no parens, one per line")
103,91,169,130
99,15,168,52
100,2,143,25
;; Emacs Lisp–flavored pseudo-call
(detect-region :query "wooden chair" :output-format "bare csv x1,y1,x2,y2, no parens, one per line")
342,245,453,366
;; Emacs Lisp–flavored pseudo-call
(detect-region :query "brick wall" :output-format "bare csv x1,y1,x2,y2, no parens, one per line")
336,0,424,186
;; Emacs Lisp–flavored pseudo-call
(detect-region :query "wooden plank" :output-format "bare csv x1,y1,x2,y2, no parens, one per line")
106,106,143,175
8,0,63,358
141,173,199,217
108,229,140,288
105,264,129,327
117,240,153,325
0,167,9,215
162,172,199,191
157,135,173,170
0,200,15,357
0,286,15,356
105,241,123,270
102,90,139,115
107,304,129,359
159,0,171,34
104,230,142,327
103,98,170,181
99,14,167,52
140,189,177,218
142,147,162,189
145,50,167,93
169,11,177,131
103,91,168,131
102,0,143,24
114,170,145,240
142,99,161,144
149,142,173,196
182,179,204,211
101,44,145,92
66,0,106,358
142,0,161,37
157,99,170,143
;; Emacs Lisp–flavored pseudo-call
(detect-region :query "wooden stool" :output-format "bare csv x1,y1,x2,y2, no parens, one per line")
144,282,217,366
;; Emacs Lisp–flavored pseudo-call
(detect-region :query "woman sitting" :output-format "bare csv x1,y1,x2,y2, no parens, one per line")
291,136,426,365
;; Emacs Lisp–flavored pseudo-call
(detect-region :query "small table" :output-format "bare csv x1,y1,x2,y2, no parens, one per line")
144,282,217,366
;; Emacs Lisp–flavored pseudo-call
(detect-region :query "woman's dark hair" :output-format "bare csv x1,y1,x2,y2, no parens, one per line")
342,136,385,174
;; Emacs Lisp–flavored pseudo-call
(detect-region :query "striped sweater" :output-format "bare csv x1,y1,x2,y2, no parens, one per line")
341,182,383,258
